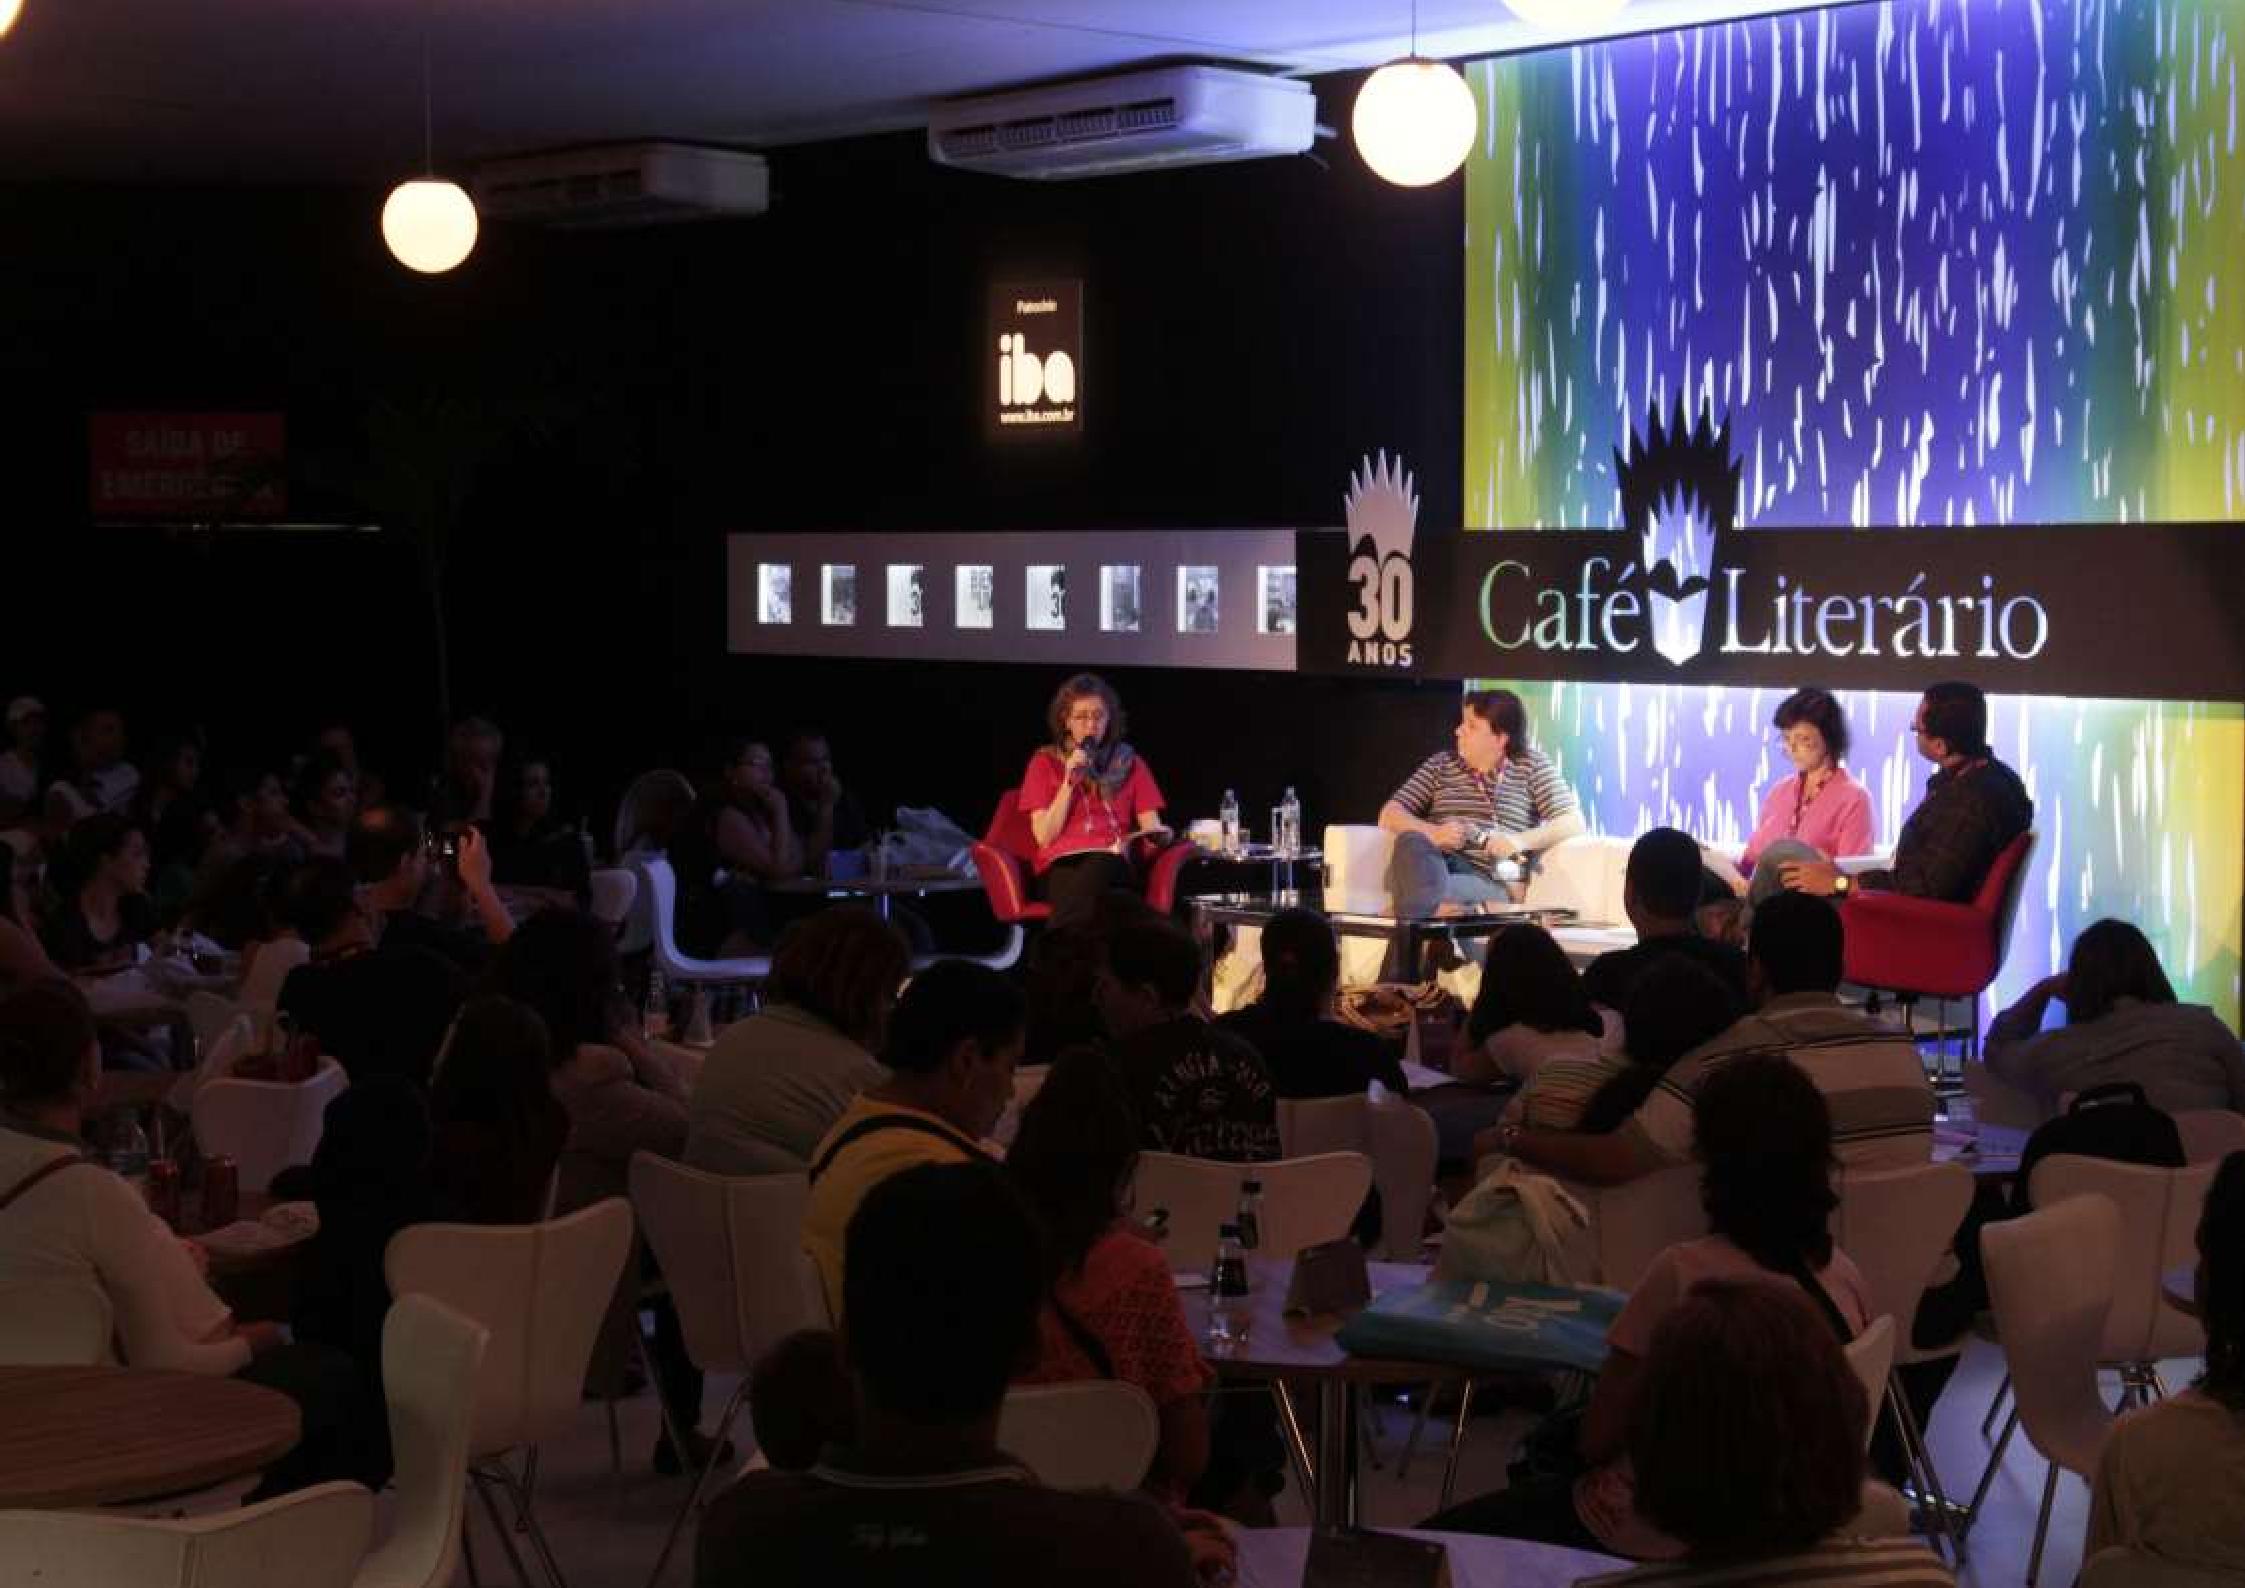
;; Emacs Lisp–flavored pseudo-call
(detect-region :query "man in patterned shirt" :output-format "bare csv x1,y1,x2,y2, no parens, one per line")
1379,688,1584,917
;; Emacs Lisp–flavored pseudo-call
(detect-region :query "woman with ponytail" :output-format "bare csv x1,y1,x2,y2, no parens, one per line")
1214,907,1406,1099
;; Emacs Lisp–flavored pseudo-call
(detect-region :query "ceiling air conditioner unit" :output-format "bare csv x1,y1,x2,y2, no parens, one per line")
473,142,770,229
929,65,1316,180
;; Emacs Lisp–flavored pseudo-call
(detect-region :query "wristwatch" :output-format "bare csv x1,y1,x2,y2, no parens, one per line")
1832,873,1853,898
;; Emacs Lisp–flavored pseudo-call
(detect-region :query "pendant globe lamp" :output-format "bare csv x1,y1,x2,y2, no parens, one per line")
382,8,477,274
1353,2,1476,189
0,0,25,40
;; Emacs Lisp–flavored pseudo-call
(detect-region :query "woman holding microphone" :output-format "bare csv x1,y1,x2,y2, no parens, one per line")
1019,673,1170,924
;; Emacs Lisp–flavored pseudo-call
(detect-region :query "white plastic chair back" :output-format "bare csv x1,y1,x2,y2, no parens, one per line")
2029,1154,2216,1364
2174,1109,2245,1164
0,1279,115,1365
191,1058,350,1194
628,1155,826,1376
587,867,638,929
1320,825,1396,916
992,1065,1051,1154
384,1198,635,1457
1554,1163,1707,1289
1830,1161,1974,1360
996,1381,1160,1492
1131,1151,1372,1274
354,1294,490,1588
1983,1193,2120,1477
612,769,697,863
1277,1094,1365,1157
2082,1547,2243,1587
631,855,772,985
1368,1091,1438,1260
0,1481,373,1588
1841,1315,1896,1452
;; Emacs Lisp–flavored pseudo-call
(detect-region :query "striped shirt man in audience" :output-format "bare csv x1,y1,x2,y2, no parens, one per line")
1379,688,1583,918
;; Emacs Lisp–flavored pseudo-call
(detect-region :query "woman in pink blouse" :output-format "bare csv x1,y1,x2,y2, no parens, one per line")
1018,674,1170,923
1735,689,1874,901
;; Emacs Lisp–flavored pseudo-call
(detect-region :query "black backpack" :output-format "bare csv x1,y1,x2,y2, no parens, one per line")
2010,1080,2185,1215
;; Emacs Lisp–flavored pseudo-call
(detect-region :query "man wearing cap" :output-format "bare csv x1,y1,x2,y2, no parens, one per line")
0,698,47,826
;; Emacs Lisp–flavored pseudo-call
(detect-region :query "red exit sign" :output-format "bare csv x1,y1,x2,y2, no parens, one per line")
90,411,286,519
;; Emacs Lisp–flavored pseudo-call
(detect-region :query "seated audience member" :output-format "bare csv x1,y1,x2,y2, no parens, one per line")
1580,828,1748,1014
697,1162,1201,1588
1095,918,1279,1163
0,835,60,993
1781,680,2032,905
0,981,386,1497
1456,923,1605,1086
1517,956,1741,1140
685,907,908,1175
779,728,870,878
1214,908,1406,1099
1006,1050,1214,1500
1982,918,2245,1115
1435,1055,1876,1562
670,738,800,956
350,805,513,971
195,765,303,882
1498,893,1932,1185
430,715,505,830
44,706,138,827
2086,1148,2245,1575
291,746,358,860
277,856,464,1087
132,732,215,899
801,960,1022,1317
39,813,156,973
0,695,47,826
306,719,385,810
1574,1281,1953,1587
428,996,569,1224
479,753,591,906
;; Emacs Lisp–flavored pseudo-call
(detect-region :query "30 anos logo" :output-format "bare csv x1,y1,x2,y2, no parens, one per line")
1343,451,1416,668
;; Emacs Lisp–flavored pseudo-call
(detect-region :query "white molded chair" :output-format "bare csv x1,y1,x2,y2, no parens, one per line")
628,1156,827,1588
1983,1193,2122,1588
0,1278,115,1364
2027,1154,2216,1396
191,1058,349,1193
1841,1315,1897,1454
353,1293,490,1588
587,868,638,930
1132,1151,1373,1274
2174,1109,2245,1165
1553,1162,1708,1289
0,1482,373,1588
2081,1547,2242,1587
996,1381,1160,1492
1277,1091,1438,1261
631,855,771,988
385,1199,636,1588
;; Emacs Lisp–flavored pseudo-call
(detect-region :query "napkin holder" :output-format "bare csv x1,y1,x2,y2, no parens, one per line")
1284,1239,1371,1317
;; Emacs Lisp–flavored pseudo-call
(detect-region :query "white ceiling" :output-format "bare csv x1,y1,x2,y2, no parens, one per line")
0,0,1858,183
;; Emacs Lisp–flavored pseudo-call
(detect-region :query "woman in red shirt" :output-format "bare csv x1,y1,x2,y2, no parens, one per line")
1018,674,1170,924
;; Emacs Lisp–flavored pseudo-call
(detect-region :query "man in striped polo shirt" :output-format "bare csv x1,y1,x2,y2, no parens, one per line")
1378,688,1584,917
1491,893,1934,1183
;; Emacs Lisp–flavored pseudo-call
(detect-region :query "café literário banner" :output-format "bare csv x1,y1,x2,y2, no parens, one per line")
1297,415,2245,703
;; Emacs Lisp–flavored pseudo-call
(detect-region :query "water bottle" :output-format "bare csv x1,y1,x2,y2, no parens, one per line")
1278,788,1302,859
1236,1178,1264,1251
1219,789,1242,857
643,967,670,1041
108,1115,151,1201
1207,1222,1251,1351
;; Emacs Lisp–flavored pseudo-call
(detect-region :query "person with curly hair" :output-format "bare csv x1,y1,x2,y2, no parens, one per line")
1018,673,1169,924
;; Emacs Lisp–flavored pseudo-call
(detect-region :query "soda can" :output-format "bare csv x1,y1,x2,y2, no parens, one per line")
202,1156,240,1229
146,1158,182,1228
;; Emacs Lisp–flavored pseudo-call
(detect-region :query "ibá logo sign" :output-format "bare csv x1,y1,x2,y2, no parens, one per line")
1343,451,1416,668
987,280,1082,440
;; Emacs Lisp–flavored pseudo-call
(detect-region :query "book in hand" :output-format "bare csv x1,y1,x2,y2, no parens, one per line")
1303,1527,1451,1588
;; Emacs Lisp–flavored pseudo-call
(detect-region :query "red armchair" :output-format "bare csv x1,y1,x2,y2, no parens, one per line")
1840,830,2037,1060
968,790,1198,947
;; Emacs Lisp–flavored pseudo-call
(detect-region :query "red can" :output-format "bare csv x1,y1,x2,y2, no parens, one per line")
201,1156,240,1229
146,1158,182,1228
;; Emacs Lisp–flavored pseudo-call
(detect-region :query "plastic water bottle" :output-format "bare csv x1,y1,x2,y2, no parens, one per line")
1236,1178,1264,1251
1219,789,1242,857
643,968,670,1041
108,1116,151,1202
1278,788,1302,859
1207,1222,1251,1351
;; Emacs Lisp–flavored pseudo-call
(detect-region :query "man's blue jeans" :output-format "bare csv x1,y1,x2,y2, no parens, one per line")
1385,830,1514,919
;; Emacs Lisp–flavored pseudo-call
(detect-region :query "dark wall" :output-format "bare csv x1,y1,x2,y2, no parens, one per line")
3,74,1466,837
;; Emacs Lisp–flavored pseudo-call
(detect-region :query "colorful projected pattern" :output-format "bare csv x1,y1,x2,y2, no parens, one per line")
1464,3,2244,1019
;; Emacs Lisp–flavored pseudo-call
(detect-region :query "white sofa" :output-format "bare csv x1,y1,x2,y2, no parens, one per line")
1323,823,1637,967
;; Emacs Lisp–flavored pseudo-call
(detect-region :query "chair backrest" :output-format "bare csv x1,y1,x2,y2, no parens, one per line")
996,1381,1160,1492
191,1058,351,1194
384,1198,635,1455
1556,1163,1708,1289
1977,829,2038,967
1276,1094,1366,1157
586,867,638,928
1830,1161,1976,1338
1274,1092,1437,1260
1132,1151,1374,1274
2081,1547,2245,1587
629,1154,826,1377
1983,1193,2120,1477
982,790,1041,865
2174,1109,2245,1164
354,1293,490,1588
0,1480,373,1588
631,854,771,982
612,768,697,862
1841,1315,1896,1453
1320,824,1396,915
2029,1153,2216,1362
0,1279,115,1365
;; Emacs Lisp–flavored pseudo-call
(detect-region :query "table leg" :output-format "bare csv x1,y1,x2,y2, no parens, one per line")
1313,1379,1358,1529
